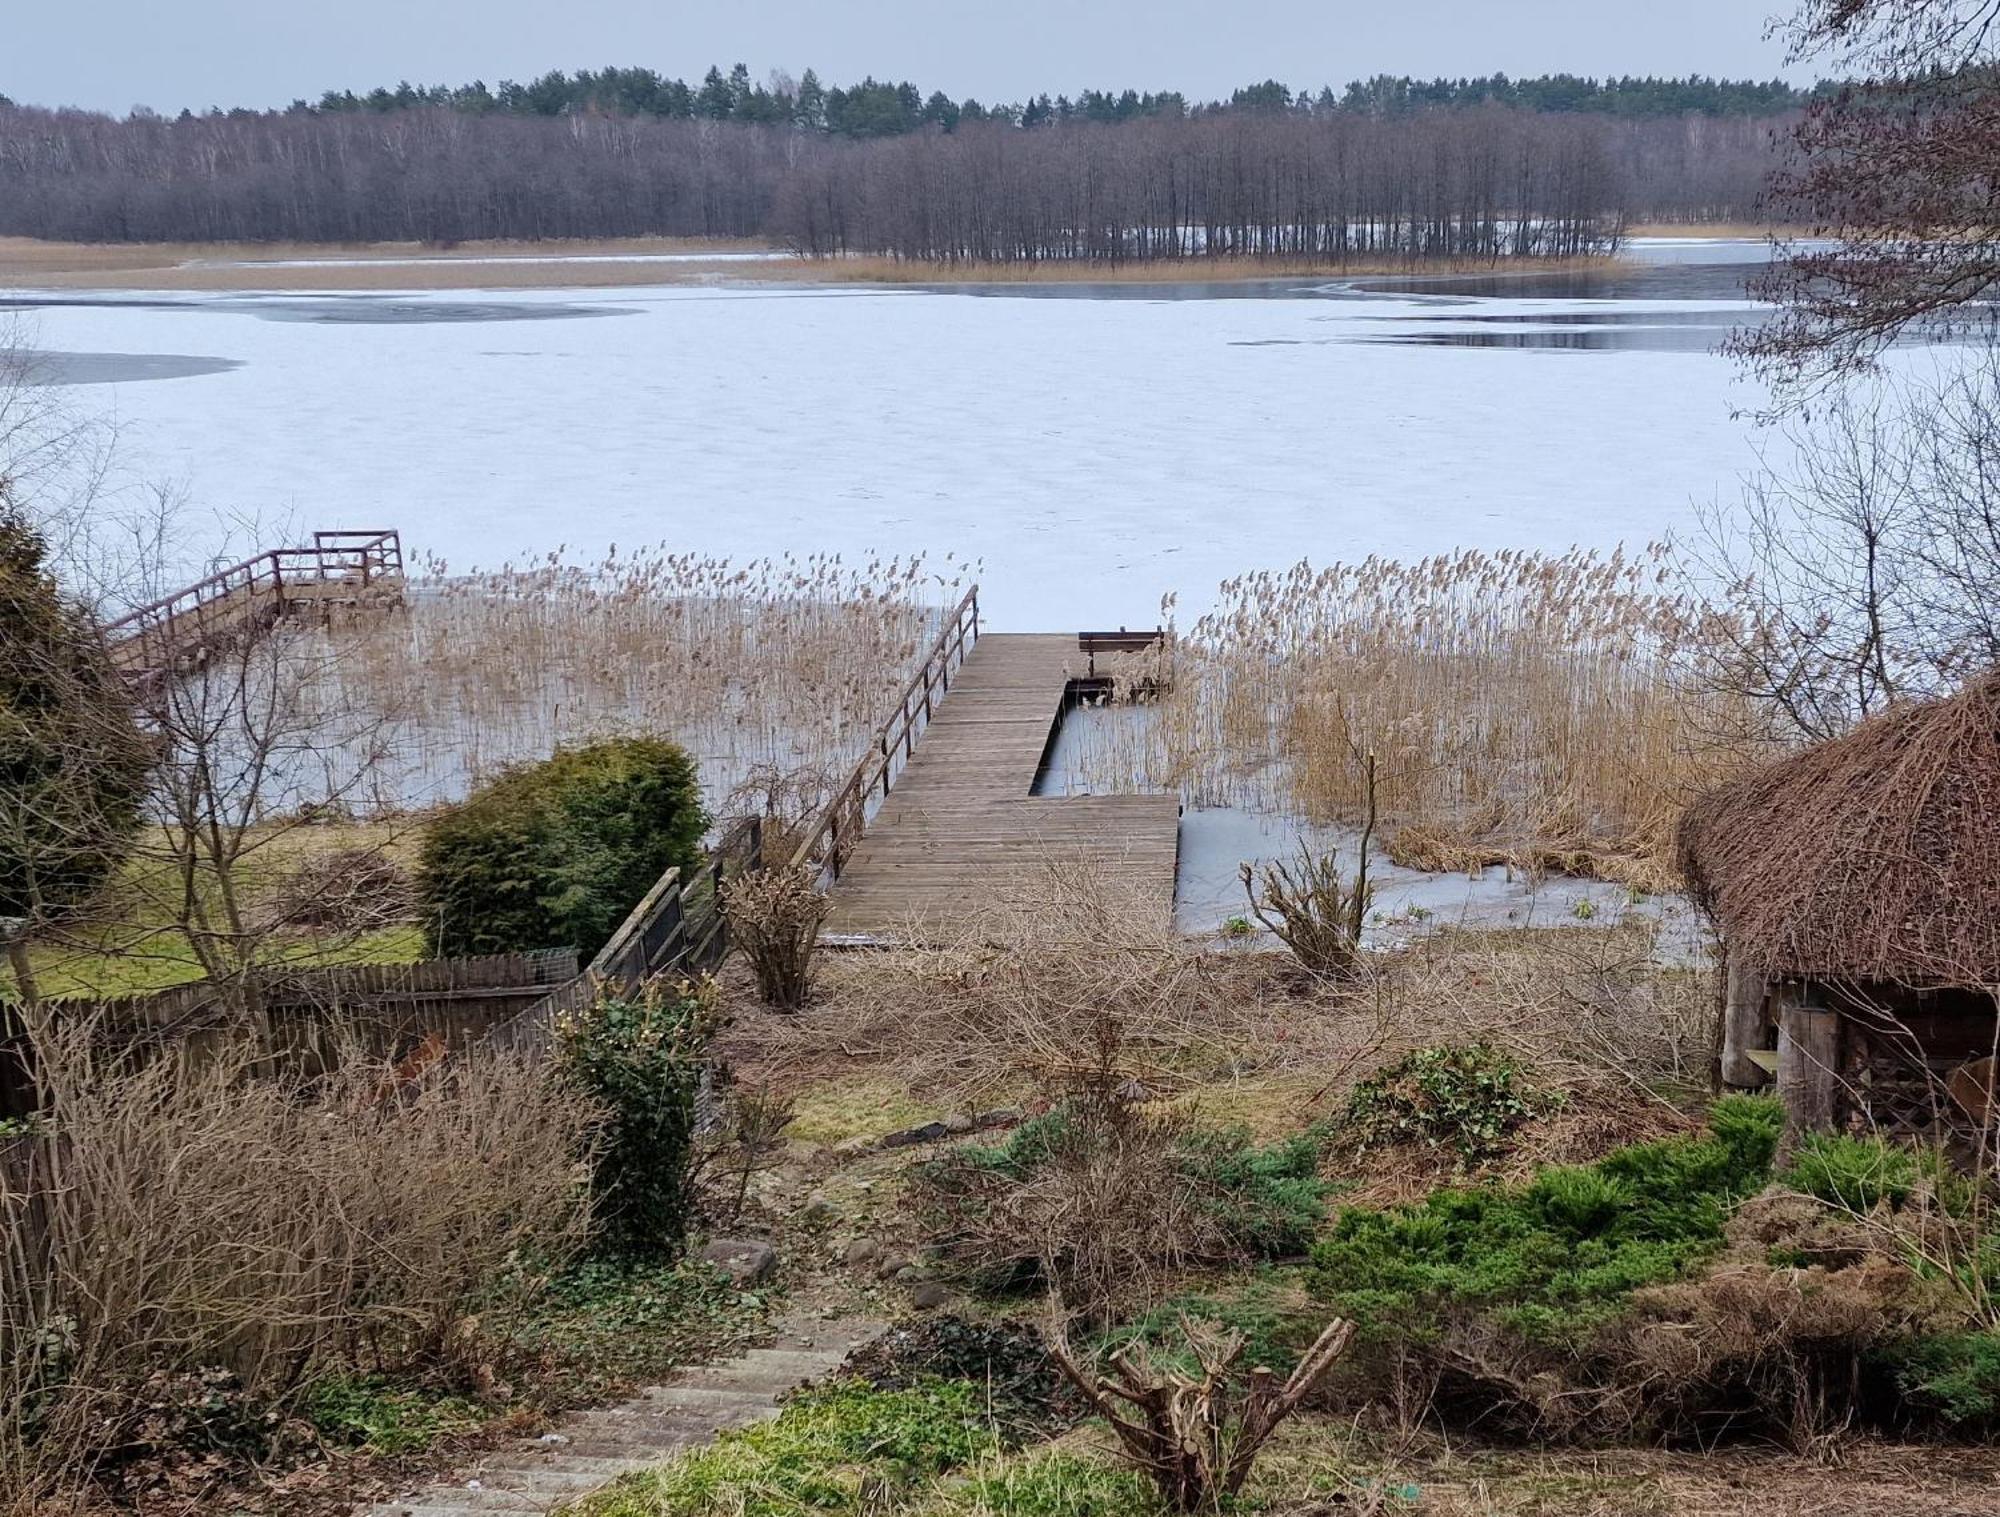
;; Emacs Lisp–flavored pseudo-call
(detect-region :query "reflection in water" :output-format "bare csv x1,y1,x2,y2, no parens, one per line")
1365,328,1725,353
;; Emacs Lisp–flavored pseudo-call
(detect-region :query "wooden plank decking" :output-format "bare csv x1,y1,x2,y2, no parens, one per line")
824,633,1181,942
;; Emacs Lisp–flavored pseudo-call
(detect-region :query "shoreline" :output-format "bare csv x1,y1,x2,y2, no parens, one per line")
0,225,1788,294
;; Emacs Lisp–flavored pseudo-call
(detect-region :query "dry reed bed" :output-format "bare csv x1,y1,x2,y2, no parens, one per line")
289,547,965,813
1089,547,1769,886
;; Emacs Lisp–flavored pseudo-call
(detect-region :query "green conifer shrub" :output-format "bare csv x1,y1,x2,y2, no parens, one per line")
417,737,705,960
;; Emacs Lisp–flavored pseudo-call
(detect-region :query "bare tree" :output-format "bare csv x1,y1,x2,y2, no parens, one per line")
104,613,407,1015
1741,0,2000,390
1685,355,2000,739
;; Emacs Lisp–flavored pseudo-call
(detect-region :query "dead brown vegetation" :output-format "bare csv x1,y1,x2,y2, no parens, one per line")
297,547,962,813
912,1074,1236,1323
723,865,831,1010
1679,669,2000,984
0,1013,598,1513
1045,1312,1356,1511
730,864,1369,1103
1102,547,1769,887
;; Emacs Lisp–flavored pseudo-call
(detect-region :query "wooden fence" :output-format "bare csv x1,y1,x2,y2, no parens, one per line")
0,950,576,1118
787,584,979,885
481,815,764,1054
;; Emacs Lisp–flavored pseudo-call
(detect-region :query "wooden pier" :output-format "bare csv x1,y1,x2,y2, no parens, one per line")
796,606,1181,943
104,529,404,685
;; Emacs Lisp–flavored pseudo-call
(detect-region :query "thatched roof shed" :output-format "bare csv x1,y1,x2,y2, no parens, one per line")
1678,671,2000,988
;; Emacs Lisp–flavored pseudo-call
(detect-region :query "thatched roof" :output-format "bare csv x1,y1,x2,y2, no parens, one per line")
1678,671,2000,986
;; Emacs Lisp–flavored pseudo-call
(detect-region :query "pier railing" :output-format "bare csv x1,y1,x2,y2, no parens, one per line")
787,584,980,885
104,529,404,677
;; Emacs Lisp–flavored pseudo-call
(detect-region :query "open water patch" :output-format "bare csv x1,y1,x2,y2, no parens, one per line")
1,293,638,325
22,351,244,385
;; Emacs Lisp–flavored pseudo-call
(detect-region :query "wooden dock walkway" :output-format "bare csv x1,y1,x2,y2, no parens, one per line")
105,529,404,685
823,632,1181,942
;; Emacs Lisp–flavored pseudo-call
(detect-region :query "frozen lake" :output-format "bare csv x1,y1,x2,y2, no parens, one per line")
15,241,1823,627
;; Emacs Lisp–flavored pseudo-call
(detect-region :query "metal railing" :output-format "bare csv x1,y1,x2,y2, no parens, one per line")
787,585,980,884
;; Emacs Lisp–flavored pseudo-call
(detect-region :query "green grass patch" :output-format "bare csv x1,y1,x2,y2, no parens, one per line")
1309,1095,1784,1345
787,1077,946,1146
10,820,426,1000
25,922,423,1000
498,1256,775,1399
305,1375,485,1455
946,1450,1156,1517
570,1381,997,1517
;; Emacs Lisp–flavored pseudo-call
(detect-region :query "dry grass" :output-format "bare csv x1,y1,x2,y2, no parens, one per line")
0,236,784,290
1243,1419,2000,1516
291,546,964,814
1087,547,1770,887
1624,221,1809,240
0,1014,597,1513
723,858,1710,1176
729,862,1371,1106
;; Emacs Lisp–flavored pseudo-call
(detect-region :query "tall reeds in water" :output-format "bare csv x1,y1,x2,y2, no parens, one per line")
1115,547,1767,884
291,546,967,815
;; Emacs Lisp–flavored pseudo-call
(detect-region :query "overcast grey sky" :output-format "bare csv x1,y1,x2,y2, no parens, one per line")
9,0,1804,117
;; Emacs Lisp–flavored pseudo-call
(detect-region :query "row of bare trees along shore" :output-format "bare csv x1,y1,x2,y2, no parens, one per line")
0,103,1782,255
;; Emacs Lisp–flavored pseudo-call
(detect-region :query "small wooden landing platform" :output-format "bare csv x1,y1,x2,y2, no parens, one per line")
824,633,1181,942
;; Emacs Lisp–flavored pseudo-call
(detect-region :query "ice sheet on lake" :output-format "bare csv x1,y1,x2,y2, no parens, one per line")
1174,806,1704,959
12,257,1905,629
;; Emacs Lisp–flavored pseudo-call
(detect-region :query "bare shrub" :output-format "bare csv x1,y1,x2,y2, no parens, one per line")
0,1015,598,1511
1044,1311,1356,1512
722,762,838,865
1241,842,1372,978
906,1015,1332,1323
913,1075,1228,1324
263,842,415,934
723,865,831,1010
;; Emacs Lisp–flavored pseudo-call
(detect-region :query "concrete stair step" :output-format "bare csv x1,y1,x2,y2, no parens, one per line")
352,1312,886,1517
482,1454,656,1480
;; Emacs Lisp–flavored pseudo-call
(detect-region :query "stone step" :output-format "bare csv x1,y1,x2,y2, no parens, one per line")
369,1488,544,1515
638,1385,784,1412
352,1311,886,1517
466,1468,609,1496
482,1453,657,1480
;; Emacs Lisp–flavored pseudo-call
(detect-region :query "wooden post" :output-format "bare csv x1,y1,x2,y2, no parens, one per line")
1776,982,1842,1139
1720,959,1773,1089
